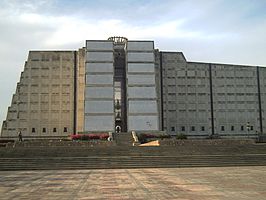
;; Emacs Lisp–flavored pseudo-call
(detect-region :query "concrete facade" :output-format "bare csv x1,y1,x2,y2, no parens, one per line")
127,41,159,131
161,53,212,137
1,51,75,138
85,40,115,132
76,48,86,133
161,52,265,138
1,38,265,138
84,39,159,132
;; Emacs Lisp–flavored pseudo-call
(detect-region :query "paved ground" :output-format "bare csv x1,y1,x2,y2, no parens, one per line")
0,166,266,200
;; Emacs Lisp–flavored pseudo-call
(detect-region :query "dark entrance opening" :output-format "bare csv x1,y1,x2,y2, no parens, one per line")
114,45,127,132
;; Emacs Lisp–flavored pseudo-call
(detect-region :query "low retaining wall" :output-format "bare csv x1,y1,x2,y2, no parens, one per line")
159,139,255,146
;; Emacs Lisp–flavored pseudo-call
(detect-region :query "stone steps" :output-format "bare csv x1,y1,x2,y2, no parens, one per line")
0,154,266,171
1,144,266,158
1,140,266,171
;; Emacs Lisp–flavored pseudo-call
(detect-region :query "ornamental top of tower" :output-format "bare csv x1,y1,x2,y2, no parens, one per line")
108,36,128,44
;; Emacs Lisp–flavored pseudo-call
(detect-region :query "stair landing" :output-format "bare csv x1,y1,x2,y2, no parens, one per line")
115,132,133,146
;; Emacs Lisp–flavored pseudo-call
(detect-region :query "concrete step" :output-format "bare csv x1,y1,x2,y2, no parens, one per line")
1,141,266,170
0,154,266,171
2,144,266,158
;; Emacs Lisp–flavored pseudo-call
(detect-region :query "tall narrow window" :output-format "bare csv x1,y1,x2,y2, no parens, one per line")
171,127,175,132
241,126,244,131
221,126,225,131
250,126,253,131
231,126,234,131
53,128,57,133
42,128,46,133
181,126,185,131
64,127,67,132
191,126,195,131
32,128,35,133
201,126,205,131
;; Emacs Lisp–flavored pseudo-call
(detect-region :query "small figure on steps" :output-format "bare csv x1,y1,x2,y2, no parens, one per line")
18,131,23,142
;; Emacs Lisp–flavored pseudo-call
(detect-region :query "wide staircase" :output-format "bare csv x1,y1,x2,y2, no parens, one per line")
0,139,266,171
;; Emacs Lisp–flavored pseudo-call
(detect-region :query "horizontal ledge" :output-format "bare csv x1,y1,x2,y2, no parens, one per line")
85,61,113,63
85,98,113,101
128,98,157,100
85,85,114,87
86,50,113,52
127,50,154,53
128,113,158,116
84,113,114,116
127,72,155,75
85,72,113,75
127,84,156,87
127,62,154,64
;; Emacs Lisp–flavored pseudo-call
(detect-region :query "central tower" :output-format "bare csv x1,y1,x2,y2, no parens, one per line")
84,37,159,133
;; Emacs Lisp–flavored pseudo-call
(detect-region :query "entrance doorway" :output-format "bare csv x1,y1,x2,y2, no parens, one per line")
114,46,127,132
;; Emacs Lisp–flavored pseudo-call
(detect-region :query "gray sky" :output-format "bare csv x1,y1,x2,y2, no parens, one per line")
1,0,266,126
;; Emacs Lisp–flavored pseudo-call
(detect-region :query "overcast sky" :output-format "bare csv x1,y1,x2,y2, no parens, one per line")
1,0,266,126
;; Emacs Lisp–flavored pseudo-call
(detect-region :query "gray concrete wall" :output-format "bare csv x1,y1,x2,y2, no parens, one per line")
161,51,263,138
84,40,114,132
161,53,212,136
76,48,86,133
86,63,113,73
212,64,260,137
128,63,155,73
126,41,159,131
1,51,75,137
259,67,266,134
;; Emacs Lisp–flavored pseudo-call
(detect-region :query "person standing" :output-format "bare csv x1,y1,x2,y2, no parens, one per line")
18,131,22,142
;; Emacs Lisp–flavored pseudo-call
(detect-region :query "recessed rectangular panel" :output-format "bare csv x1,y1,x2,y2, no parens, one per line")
127,41,154,51
129,100,157,113
127,52,154,62
86,74,113,85
127,87,156,98
86,41,113,51
128,74,155,85
85,87,113,98
128,116,158,131
85,101,113,113
128,63,155,73
86,63,113,73
85,115,114,131
86,52,113,62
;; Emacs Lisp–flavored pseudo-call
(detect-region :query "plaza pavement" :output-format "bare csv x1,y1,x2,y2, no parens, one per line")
0,166,266,200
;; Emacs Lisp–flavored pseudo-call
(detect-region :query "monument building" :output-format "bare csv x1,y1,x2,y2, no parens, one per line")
1,37,265,138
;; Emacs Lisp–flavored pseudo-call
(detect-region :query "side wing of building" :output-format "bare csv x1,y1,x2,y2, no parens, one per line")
160,52,212,137
1,51,77,138
160,51,264,138
211,64,260,137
